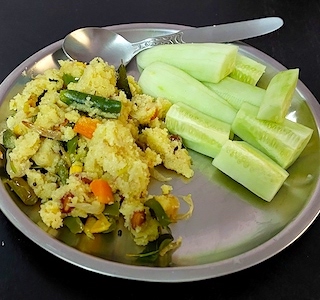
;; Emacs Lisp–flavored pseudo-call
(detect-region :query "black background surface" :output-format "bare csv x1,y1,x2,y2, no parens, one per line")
1,1,320,299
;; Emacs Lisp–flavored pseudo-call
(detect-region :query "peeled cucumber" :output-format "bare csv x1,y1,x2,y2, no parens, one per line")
231,102,313,169
165,102,231,158
229,54,266,85
138,61,237,124
212,140,289,202
203,76,266,110
257,68,299,123
136,43,238,83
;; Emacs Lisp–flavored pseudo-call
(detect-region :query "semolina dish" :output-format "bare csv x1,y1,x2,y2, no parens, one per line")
1,57,194,260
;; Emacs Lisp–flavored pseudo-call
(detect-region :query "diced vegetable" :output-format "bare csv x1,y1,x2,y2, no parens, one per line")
165,102,231,158
203,76,266,110
212,140,289,202
231,102,313,169
229,54,266,85
73,116,100,139
64,216,84,234
257,68,299,123
137,43,238,83
5,177,39,205
83,217,96,239
90,214,112,233
138,61,237,124
60,89,121,118
103,201,120,218
67,135,78,154
90,178,114,204
2,129,16,149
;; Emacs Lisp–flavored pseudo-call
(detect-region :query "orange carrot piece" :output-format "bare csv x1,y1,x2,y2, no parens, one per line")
73,116,100,139
90,179,114,204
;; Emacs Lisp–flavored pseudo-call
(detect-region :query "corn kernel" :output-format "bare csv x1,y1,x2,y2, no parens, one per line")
69,164,82,174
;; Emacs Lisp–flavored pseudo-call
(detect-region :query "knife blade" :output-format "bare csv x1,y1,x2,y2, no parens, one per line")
179,17,283,43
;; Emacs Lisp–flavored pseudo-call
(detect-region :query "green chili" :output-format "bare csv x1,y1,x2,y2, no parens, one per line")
60,89,121,118
5,177,39,205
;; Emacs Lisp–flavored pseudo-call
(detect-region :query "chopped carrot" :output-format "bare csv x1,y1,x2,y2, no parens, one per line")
73,116,100,139
90,178,114,204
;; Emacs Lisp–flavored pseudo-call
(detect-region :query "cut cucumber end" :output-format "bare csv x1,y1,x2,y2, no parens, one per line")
257,68,299,123
212,140,289,202
231,102,313,169
229,54,266,86
165,102,231,158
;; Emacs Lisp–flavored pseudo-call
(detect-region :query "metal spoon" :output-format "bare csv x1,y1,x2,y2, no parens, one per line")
62,17,283,67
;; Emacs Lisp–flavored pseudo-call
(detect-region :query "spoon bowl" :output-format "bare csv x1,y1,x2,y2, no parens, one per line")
63,27,137,67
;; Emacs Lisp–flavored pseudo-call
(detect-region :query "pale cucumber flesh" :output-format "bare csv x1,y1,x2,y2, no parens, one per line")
212,140,289,202
229,54,266,86
257,68,299,123
136,43,239,83
138,61,237,124
231,102,313,169
165,102,231,158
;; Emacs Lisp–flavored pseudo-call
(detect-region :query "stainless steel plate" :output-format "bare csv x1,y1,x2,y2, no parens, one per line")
0,23,319,282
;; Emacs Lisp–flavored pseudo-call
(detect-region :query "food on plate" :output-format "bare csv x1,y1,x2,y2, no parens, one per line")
212,140,289,202
137,43,313,201
1,57,194,263
229,53,266,85
257,68,299,123
136,42,239,83
165,102,231,158
0,41,315,265
203,76,266,110
138,61,237,124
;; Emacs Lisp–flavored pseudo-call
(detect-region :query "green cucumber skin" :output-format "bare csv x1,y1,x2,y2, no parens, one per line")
231,102,313,169
257,68,299,123
212,140,289,202
138,61,237,124
203,76,266,110
165,102,231,158
137,43,238,83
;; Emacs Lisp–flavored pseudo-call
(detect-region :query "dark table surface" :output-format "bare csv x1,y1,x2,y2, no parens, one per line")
1,0,320,299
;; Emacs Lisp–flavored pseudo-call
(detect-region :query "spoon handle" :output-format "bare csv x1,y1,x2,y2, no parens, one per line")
131,32,184,56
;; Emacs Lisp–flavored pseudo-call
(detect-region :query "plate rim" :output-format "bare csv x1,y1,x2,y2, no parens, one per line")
0,22,320,283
